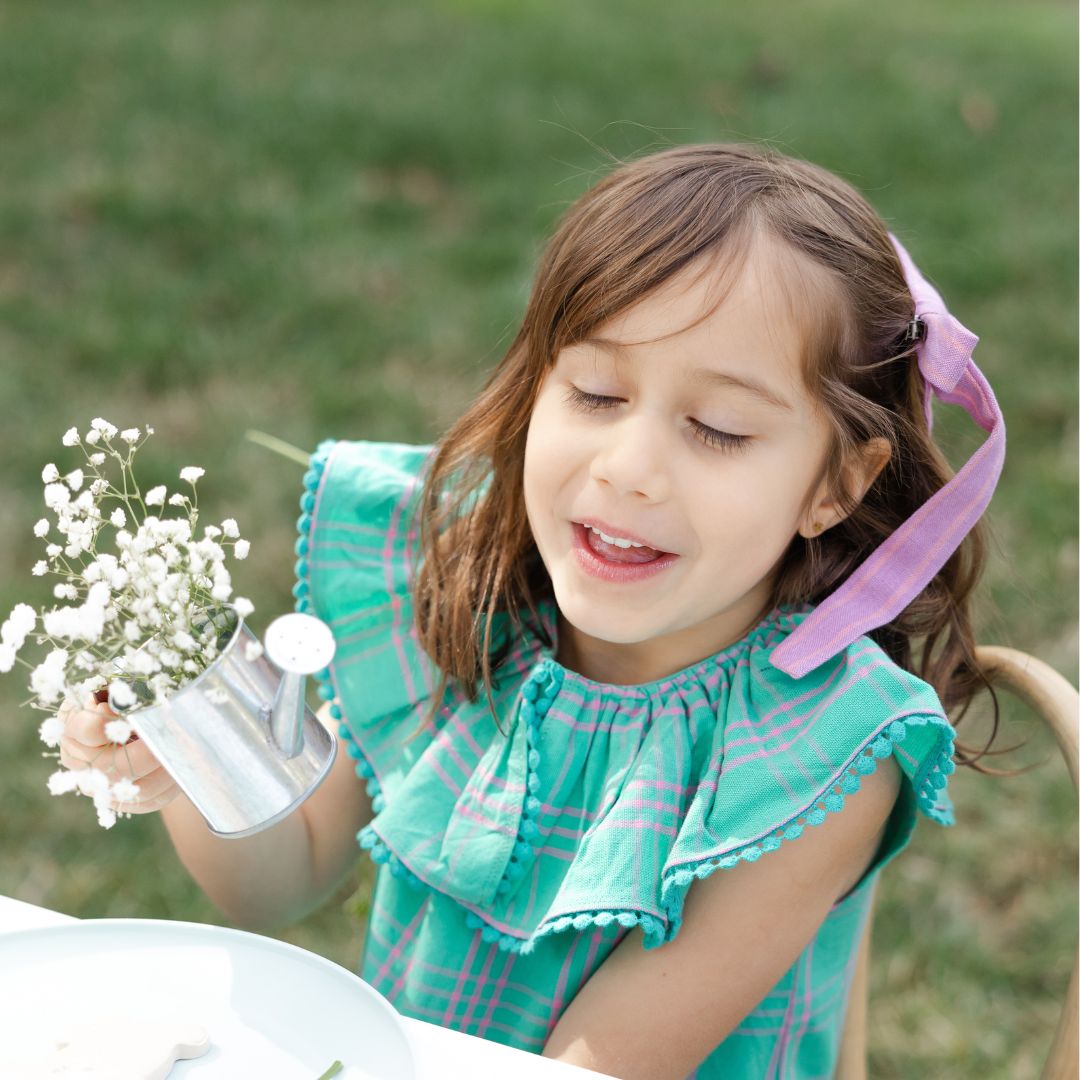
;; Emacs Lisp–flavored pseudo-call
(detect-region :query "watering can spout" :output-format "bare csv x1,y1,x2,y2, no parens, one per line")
269,672,308,757
264,614,338,759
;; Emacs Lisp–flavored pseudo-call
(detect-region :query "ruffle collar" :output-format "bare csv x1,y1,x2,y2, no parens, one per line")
338,605,954,955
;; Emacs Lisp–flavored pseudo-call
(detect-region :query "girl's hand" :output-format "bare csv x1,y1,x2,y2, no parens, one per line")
57,693,182,814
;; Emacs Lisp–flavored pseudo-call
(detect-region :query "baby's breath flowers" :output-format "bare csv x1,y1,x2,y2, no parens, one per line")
2,419,254,828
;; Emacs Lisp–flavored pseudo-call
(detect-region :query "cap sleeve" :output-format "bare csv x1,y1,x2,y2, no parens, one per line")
295,438,442,806
655,632,956,941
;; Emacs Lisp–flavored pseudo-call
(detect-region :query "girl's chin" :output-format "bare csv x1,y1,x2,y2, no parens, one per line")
552,593,666,645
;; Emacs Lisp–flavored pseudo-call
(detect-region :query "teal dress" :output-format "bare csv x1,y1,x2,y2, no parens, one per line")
295,439,957,1079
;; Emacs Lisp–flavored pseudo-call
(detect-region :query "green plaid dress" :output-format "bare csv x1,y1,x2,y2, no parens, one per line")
295,439,957,1079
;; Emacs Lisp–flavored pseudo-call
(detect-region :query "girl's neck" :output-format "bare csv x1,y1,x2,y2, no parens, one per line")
554,598,774,687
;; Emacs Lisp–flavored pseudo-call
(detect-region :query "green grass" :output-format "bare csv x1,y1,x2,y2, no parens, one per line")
0,2,1075,1077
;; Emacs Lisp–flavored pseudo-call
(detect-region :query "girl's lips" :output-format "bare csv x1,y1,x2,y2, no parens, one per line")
571,522,680,583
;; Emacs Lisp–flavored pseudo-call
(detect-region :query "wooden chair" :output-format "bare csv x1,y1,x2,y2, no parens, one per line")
835,645,1079,1080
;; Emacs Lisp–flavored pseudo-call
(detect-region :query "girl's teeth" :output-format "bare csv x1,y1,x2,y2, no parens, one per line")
589,526,642,549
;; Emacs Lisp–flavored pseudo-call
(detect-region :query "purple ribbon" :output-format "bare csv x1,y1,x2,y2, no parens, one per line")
770,234,1006,679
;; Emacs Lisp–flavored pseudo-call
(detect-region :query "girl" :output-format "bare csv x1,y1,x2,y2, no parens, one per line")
61,143,1005,1079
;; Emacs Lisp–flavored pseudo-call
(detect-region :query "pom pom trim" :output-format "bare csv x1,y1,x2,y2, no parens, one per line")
294,440,386,809
495,660,565,900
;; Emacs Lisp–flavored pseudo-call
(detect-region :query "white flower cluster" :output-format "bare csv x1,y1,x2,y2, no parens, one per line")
3,419,255,828
0,603,36,674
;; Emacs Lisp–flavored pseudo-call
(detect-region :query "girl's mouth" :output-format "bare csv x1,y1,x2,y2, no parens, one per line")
571,522,680,583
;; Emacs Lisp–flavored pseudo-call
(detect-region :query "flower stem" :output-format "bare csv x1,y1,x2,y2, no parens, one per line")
245,429,310,467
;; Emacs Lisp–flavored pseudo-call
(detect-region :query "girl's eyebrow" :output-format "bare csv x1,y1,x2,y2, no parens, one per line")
685,365,794,411
576,336,794,412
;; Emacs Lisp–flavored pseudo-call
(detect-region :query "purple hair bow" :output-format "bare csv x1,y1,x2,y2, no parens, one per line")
770,234,1006,679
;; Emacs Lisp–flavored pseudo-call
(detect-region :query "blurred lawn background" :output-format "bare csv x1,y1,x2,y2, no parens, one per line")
0,2,1075,1077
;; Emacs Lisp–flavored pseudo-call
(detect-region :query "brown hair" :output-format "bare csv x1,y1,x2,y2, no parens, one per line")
412,143,1005,770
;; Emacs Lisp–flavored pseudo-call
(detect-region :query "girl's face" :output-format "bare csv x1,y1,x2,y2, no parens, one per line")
523,244,836,683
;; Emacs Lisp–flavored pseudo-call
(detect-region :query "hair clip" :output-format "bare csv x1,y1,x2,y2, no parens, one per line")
903,317,926,344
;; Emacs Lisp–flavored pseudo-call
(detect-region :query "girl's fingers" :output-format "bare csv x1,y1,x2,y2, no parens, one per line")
58,740,97,772
59,733,162,782
53,695,180,815
116,790,180,815
101,740,162,781
62,702,121,749
111,767,180,814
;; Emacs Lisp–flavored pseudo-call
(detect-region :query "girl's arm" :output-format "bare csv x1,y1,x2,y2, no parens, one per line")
542,756,902,1080
158,702,373,932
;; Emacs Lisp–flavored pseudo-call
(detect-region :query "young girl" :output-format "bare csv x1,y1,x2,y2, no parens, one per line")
61,143,1005,1079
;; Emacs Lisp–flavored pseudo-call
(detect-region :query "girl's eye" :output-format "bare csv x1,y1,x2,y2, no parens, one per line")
561,385,752,454
689,420,752,453
563,387,621,413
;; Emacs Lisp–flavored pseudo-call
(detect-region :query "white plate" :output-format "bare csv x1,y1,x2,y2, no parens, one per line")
0,918,417,1079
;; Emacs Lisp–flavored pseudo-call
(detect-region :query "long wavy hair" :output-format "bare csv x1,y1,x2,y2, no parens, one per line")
411,143,1004,770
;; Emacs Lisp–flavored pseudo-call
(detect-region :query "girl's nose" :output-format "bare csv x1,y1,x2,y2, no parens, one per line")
588,412,672,503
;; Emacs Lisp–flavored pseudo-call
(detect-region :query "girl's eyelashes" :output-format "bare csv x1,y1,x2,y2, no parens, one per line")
562,386,620,414
691,420,753,453
561,385,753,454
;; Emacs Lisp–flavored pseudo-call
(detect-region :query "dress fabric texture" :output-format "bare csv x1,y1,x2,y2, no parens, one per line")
295,438,958,1080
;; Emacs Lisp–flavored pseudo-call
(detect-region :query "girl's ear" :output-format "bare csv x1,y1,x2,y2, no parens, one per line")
798,437,891,539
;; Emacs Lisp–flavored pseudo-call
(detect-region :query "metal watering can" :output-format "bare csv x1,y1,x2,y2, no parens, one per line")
112,610,338,839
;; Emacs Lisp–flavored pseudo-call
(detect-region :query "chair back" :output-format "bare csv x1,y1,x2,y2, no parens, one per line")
835,645,1079,1080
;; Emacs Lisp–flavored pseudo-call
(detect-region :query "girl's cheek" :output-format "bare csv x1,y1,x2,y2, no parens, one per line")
530,394,582,458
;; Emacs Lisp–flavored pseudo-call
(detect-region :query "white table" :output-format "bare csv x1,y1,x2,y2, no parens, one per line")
0,895,619,1080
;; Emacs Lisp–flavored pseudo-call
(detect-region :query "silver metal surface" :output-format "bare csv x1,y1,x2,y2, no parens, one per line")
127,611,337,838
